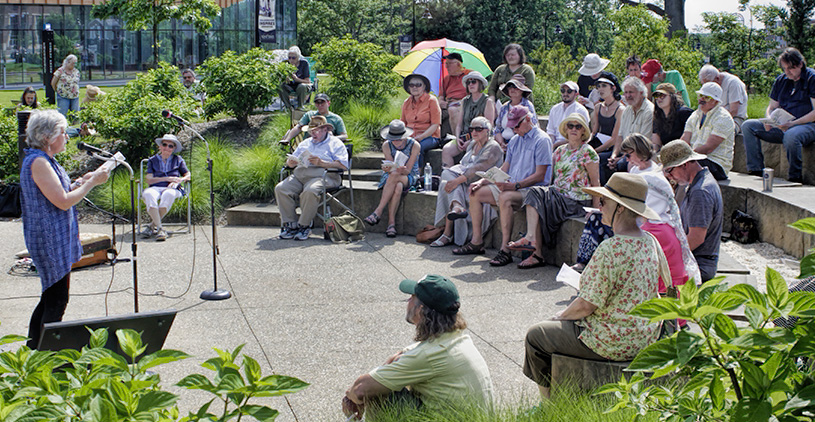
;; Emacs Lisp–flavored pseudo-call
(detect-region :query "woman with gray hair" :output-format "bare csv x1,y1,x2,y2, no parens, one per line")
20,109,109,349
430,116,504,247
50,54,80,119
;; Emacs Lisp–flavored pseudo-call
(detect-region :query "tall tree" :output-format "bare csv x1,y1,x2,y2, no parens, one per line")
92,0,220,67
785,0,815,57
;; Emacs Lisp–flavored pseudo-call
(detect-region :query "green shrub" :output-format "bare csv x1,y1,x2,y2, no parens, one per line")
344,99,401,152
529,42,581,114
200,48,292,127
0,111,19,181
256,113,293,147
312,36,401,113
233,143,286,201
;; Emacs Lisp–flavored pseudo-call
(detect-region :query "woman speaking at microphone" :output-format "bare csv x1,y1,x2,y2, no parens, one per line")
20,109,109,349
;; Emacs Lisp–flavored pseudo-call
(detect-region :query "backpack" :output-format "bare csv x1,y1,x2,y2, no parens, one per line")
731,210,759,244
325,211,365,243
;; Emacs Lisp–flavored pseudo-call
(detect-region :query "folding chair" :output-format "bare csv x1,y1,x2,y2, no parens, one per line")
278,143,355,238
137,158,192,235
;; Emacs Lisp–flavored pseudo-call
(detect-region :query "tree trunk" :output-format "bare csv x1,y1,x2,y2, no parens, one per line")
153,24,159,68
665,0,686,36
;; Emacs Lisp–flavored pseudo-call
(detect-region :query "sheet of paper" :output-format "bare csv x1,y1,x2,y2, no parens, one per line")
97,151,126,173
556,263,581,291
393,150,409,167
595,133,611,144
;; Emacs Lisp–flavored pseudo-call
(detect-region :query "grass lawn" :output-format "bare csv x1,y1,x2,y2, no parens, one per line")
0,86,123,109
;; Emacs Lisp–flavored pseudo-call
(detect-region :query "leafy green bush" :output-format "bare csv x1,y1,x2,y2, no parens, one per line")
312,36,401,113
0,324,307,422
233,144,286,201
79,63,197,164
529,42,581,114
0,111,19,181
200,48,292,127
343,99,401,151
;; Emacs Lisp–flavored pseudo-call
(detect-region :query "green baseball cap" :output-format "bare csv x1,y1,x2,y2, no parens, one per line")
399,274,460,315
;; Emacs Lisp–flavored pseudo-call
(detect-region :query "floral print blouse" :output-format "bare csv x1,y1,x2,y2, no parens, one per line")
53,66,80,99
577,234,662,361
552,143,598,202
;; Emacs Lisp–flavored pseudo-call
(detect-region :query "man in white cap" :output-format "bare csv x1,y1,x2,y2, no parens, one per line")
660,140,723,282
274,115,348,240
577,53,620,110
342,274,494,419
547,81,590,149
698,64,748,132
680,82,735,181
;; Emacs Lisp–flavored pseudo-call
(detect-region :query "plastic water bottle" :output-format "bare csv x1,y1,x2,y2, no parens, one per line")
424,163,433,191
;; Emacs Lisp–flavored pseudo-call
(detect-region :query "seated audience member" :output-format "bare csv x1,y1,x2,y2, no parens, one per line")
626,55,642,79
343,275,494,420
181,69,205,104
275,116,348,241
487,43,536,104
493,79,538,150
547,81,590,150
652,83,693,149
280,93,347,144
514,113,599,269
573,134,701,290
19,86,38,108
660,140,723,282
576,53,621,111
453,106,551,265
441,71,495,168
606,76,653,182
589,77,624,185
432,117,504,247
698,64,748,131
364,120,421,238
681,82,735,181
742,47,815,184
523,172,665,399
141,134,191,242
439,53,470,138
401,73,442,169
278,46,311,110
82,85,105,106
641,59,691,106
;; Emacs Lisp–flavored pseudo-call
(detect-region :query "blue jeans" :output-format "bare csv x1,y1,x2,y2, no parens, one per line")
56,95,79,119
742,119,815,180
418,136,440,170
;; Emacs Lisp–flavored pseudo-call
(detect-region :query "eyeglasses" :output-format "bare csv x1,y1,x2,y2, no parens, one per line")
161,143,173,148
470,127,488,133
408,83,424,88
566,123,583,130
698,94,713,101
665,164,680,175
314,100,327,104
652,93,666,100
513,119,525,129
560,88,575,94
287,55,298,59
466,80,480,85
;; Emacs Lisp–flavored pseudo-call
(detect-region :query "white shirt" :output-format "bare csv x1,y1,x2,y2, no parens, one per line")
546,101,590,144
719,72,748,120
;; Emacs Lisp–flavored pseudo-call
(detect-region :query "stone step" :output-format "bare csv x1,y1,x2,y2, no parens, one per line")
354,149,451,176
731,133,815,185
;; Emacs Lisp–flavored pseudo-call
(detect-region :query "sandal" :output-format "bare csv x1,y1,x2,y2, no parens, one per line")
518,254,546,269
452,242,485,255
385,224,397,238
430,234,453,247
446,208,469,221
507,237,535,252
489,249,513,267
364,212,381,226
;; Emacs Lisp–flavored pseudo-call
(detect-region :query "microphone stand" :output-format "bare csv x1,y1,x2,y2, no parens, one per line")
173,122,231,301
92,152,141,312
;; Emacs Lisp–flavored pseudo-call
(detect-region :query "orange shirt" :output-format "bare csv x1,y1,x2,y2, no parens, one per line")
441,70,470,101
401,93,441,139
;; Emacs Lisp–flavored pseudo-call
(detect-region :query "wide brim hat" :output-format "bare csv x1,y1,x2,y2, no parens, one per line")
381,119,414,140
696,82,723,103
306,114,334,135
499,78,532,97
155,134,182,152
403,73,431,94
659,139,707,169
582,173,660,221
558,113,591,142
82,85,105,103
462,71,488,90
579,53,610,76
399,274,460,315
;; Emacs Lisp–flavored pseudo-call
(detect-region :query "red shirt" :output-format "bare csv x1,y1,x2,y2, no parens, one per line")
441,70,470,101
401,93,441,139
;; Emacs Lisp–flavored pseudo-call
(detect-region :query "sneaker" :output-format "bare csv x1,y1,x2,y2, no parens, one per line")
279,224,297,240
155,229,167,242
140,225,157,239
293,226,311,241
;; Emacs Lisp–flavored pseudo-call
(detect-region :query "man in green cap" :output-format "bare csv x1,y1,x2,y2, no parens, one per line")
342,274,494,419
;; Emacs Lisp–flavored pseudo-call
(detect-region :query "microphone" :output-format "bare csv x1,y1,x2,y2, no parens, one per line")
162,110,189,125
77,141,112,157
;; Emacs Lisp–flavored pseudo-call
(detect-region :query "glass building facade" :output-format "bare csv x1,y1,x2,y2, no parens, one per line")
0,0,297,88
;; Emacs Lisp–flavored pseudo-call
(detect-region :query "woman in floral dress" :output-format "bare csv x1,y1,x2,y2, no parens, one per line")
50,54,80,119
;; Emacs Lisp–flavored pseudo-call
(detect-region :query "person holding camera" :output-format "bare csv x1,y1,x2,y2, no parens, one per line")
441,71,495,168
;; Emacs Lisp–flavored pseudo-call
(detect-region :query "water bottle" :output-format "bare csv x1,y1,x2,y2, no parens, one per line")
424,163,433,191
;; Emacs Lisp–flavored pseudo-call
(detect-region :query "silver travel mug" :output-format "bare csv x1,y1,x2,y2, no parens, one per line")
763,168,774,192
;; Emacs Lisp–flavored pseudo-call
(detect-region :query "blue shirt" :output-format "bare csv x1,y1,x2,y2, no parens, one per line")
20,148,82,292
292,134,349,169
146,154,189,188
769,66,815,119
505,126,553,186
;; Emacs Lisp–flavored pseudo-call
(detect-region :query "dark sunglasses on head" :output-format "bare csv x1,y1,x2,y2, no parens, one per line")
408,83,424,88
469,127,488,133
560,88,575,94
566,123,583,130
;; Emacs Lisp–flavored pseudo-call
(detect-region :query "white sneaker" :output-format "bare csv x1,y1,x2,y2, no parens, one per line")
293,226,311,241
155,229,167,242
279,225,297,240
140,225,157,239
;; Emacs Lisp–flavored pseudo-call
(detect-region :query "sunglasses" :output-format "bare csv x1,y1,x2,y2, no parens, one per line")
514,119,525,129
566,123,583,130
287,55,298,59
469,127,488,133
408,83,424,88
698,94,713,101
466,79,480,85
161,143,173,148
665,164,680,175
652,92,666,100
315,100,327,104
560,88,575,94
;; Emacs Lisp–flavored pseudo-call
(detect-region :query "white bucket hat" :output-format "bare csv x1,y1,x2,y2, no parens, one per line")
579,53,610,76
155,134,182,152
696,82,723,104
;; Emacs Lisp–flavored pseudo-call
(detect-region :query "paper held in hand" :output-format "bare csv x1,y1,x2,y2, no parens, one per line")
382,150,409,173
475,166,510,183
286,150,315,167
96,152,126,173
556,263,581,291
758,108,795,128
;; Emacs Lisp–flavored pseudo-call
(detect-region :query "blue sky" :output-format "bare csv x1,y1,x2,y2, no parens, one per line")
686,0,787,32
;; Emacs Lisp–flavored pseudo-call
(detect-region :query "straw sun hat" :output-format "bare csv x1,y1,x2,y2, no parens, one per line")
582,173,660,220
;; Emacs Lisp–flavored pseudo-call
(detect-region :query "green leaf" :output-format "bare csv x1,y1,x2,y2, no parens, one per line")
788,217,815,235
9,406,67,422
744,305,766,329
675,331,705,366
678,280,699,309
785,384,815,411
137,349,190,372
88,327,109,349
710,375,724,410
116,329,147,361
243,355,262,385
712,314,739,340
241,404,279,422
176,374,216,392
705,292,746,311
0,334,27,346
740,360,770,394
798,254,815,279
729,332,776,348
216,373,246,393
729,284,767,308
731,398,772,422
135,390,178,413
692,305,726,320
630,298,681,321
789,291,815,317
626,337,679,372
90,395,117,422
253,375,311,396
761,352,783,382
765,267,789,308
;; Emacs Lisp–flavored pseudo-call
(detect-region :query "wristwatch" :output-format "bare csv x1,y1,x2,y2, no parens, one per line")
515,182,521,190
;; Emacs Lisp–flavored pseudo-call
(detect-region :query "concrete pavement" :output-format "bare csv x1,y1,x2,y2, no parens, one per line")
0,220,574,420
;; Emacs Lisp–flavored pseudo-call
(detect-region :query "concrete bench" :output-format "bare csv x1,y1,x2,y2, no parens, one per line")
731,133,815,185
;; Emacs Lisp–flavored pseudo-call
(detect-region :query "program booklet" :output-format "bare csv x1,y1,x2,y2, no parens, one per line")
556,263,581,291
382,150,409,173
475,166,510,183
286,150,315,167
96,152,126,173
758,108,795,128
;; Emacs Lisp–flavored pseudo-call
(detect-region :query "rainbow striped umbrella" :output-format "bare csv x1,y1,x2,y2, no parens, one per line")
392,38,492,96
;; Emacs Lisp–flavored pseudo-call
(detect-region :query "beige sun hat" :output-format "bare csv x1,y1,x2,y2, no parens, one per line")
462,71,488,90
558,113,591,142
583,173,660,220
306,115,335,135
155,134,182,152
659,140,707,169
